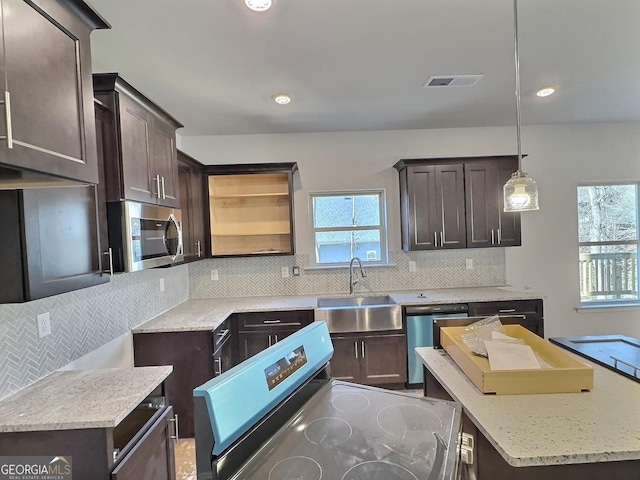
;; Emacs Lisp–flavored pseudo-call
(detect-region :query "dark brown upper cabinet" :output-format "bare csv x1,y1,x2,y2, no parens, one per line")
465,157,521,248
93,73,183,208
0,0,109,186
0,185,109,303
396,161,466,250
204,163,297,257
394,156,521,251
177,150,206,262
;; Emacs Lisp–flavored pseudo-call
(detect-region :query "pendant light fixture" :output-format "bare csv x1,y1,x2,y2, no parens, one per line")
503,0,540,212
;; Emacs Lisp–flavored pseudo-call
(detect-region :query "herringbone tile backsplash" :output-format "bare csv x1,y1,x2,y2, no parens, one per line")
189,249,506,298
0,265,189,401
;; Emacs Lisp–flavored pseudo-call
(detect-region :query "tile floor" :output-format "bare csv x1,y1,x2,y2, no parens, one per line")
175,439,197,480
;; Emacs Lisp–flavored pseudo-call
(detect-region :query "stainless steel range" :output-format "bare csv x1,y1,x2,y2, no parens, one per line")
194,322,463,480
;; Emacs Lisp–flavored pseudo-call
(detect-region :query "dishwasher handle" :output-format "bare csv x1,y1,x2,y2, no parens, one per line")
405,304,469,316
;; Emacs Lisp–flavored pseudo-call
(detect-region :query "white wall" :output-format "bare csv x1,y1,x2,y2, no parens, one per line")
181,123,640,338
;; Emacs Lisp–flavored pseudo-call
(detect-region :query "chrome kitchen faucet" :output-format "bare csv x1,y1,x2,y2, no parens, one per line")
349,257,366,294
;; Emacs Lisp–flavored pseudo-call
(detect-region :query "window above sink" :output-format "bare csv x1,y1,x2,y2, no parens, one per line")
309,189,389,267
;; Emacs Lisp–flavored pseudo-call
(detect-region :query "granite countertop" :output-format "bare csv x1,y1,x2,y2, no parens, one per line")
133,286,542,333
0,366,172,433
417,347,640,467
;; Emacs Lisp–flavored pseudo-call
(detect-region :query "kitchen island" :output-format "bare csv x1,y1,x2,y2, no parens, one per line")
417,347,640,479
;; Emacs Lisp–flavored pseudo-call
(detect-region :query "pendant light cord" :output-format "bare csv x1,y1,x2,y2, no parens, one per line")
513,0,523,171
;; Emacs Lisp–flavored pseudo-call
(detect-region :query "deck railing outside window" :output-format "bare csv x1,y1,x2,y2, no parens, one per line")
579,252,638,301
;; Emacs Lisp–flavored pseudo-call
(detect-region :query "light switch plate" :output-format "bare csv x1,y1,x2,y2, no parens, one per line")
37,312,51,338
408,261,417,273
466,259,474,270
160,278,165,292
211,269,219,281
281,266,289,278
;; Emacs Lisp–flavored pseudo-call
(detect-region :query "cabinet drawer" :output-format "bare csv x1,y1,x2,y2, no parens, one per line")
468,299,543,318
236,310,314,331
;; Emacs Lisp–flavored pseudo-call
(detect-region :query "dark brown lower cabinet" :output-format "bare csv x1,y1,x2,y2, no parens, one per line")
423,368,639,480
111,406,176,480
0,398,175,480
330,333,407,386
238,329,298,362
134,331,214,438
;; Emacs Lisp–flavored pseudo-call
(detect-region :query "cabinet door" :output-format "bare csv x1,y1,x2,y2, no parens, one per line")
118,93,156,203
111,406,176,480
0,0,99,183
152,119,179,208
465,158,521,248
190,169,205,259
238,332,271,362
360,335,407,385
406,165,438,250
329,336,361,382
435,164,466,249
238,329,297,362
178,164,196,260
465,162,498,248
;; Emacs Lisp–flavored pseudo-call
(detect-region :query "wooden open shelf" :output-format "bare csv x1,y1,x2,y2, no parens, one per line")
207,167,296,257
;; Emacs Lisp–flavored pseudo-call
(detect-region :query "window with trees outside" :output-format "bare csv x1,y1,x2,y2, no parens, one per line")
310,190,389,267
577,183,639,305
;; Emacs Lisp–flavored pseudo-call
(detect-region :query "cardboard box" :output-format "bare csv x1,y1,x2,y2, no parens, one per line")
440,325,594,394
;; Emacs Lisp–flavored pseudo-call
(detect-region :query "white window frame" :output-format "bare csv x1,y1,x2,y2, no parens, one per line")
309,189,389,267
577,181,640,306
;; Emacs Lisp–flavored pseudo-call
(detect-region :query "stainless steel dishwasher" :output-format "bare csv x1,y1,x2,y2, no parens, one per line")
406,304,468,387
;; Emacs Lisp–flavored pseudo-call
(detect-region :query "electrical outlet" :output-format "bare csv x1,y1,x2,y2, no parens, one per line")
37,312,51,338
408,261,417,273
466,259,474,270
211,269,219,281
281,266,289,278
292,266,300,277
160,278,165,292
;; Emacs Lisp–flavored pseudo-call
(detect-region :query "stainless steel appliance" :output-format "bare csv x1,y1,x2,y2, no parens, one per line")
406,304,469,387
107,201,183,272
194,322,466,480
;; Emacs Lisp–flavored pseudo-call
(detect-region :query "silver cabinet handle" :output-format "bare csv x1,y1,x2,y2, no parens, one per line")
155,174,161,198
434,232,438,247
497,228,501,244
169,413,179,441
268,335,272,347
3,91,12,149
361,341,365,358
214,357,222,376
491,229,495,245
263,319,281,324
354,341,358,359
196,241,201,257
161,176,166,199
499,308,516,313
102,248,114,275
274,334,278,343
439,231,443,247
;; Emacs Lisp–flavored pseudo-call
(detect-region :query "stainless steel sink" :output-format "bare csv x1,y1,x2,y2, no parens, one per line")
316,295,395,308
315,296,402,333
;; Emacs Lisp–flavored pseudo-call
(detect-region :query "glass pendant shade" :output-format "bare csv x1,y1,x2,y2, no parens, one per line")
503,170,539,212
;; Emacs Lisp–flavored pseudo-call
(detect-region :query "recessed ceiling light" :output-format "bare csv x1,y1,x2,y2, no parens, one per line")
536,86,556,97
272,94,291,105
245,0,272,12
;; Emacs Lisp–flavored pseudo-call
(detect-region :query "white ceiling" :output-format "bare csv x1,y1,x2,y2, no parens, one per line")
87,0,640,137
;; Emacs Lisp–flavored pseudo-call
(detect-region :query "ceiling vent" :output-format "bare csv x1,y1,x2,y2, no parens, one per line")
423,75,483,88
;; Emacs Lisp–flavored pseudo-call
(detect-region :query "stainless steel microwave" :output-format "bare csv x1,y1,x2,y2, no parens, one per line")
107,201,183,272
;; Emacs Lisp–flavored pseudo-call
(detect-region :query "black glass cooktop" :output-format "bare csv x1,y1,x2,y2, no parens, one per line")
232,381,461,480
